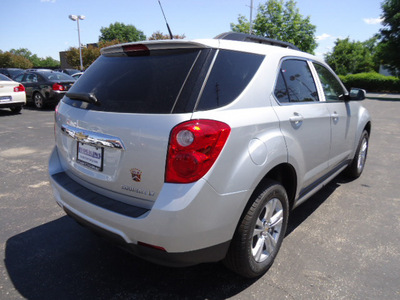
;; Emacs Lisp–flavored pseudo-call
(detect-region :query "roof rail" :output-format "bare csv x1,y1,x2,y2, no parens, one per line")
214,32,300,51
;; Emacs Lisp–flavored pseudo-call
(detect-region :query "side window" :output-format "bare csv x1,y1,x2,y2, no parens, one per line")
37,74,45,83
313,63,345,101
274,59,319,103
196,50,264,111
26,74,38,83
274,71,289,103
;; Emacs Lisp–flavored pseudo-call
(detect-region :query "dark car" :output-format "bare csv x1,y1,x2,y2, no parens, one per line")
0,68,24,79
55,69,81,76
14,70,75,109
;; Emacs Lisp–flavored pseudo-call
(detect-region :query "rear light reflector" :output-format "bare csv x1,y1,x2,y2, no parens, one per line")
138,241,166,251
166,120,231,183
52,83,65,91
14,84,25,92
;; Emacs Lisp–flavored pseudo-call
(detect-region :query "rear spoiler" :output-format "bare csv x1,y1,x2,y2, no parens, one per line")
101,41,209,56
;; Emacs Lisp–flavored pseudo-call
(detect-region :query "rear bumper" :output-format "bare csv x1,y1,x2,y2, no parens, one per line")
46,91,66,105
0,94,26,108
49,146,248,266
64,206,230,267
0,101,25,109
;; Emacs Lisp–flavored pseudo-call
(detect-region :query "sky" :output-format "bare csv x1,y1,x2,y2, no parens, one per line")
0,0,384,61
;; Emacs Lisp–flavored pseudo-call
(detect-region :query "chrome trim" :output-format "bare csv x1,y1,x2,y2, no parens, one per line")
61,124,125,150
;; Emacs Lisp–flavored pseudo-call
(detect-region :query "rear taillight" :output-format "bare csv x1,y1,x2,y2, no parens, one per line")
52,83,64,91
165,120,231,183
14,84,25,92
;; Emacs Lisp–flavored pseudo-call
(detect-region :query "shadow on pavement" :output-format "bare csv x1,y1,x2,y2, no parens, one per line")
5,217,256,300
286,175,344,236
5,176,346,299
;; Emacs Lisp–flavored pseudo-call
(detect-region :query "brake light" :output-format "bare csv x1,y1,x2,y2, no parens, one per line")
52,83,64,91
165,120,231,183
14,84,25,92
122,44,150,56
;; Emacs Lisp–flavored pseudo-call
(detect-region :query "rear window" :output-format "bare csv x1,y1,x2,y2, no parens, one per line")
64,49,201,114
196,50,264,111
42,72,74,81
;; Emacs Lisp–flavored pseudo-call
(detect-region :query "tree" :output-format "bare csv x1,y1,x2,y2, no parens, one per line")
39,56,60,68
12,54,34,69
9,48,59,68
66,45,100,70
324,38,377,75
230,0,317,53
0,51,33,68
66,40,120,69
148,31,186,40
231,15,251,34
378,0,400,75
99,22,146,43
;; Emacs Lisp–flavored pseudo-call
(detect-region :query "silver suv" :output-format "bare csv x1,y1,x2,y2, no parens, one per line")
49,32,371,278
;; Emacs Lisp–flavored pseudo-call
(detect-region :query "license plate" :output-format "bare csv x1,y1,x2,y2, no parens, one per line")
0,96,11,102
77,142,104,171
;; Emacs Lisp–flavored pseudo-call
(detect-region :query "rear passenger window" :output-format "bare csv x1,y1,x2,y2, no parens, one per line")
274,59,319,103
196,50,264,111
274,71,289,103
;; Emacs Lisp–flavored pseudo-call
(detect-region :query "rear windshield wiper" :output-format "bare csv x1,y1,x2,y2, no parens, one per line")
66,92,100,106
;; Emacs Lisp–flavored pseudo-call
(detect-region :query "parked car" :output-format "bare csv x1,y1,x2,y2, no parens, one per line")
55,69,80,76
14,70,75,109
0,73,26,113
0,68,24,80
49,32,371,278
71,72,83,80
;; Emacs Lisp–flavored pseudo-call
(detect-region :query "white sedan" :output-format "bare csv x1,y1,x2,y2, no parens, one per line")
0,73,26,113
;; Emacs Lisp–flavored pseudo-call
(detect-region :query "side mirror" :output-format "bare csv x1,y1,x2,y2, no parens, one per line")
346,88,366,101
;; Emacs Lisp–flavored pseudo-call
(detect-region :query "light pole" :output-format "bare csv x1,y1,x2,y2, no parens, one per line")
69,14,85,70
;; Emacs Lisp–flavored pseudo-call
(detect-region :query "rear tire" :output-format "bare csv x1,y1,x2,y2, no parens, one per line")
10,106,22,113
345,130,369,179
33,92,45,109
223,180,289,278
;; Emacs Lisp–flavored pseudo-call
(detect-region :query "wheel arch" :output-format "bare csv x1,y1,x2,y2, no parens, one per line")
245,163,297,214
33,90,45,99
364,121,371,137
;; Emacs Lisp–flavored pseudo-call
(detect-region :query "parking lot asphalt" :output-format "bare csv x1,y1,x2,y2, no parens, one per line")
1,100,399,300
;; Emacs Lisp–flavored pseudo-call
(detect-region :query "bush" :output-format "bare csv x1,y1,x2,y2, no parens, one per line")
339,72,400,93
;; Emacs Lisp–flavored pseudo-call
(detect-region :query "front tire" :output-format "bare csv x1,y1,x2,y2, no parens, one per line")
224,180,289,278
345,130,369,179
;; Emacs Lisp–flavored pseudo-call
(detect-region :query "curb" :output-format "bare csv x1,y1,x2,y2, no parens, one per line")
366,94,400,101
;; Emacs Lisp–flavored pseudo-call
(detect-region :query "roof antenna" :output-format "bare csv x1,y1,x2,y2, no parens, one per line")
158,0,174,40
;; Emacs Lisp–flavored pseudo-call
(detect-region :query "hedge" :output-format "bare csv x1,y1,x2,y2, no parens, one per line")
339,72,400,93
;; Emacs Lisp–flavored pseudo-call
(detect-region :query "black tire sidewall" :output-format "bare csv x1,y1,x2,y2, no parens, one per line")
10,106,22,113
245,183,289,276
347,130,369,178
225,181,289,278
34,93,44,109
